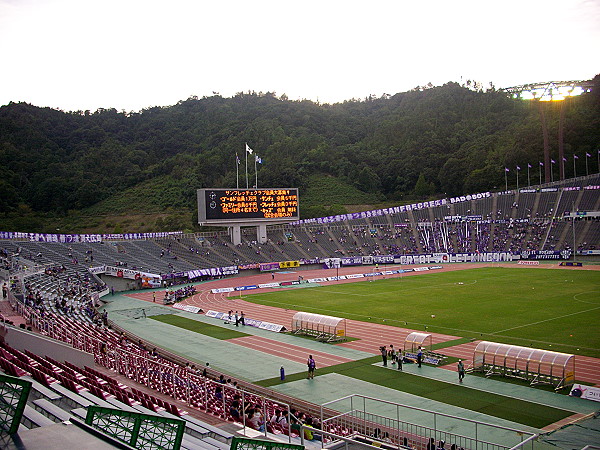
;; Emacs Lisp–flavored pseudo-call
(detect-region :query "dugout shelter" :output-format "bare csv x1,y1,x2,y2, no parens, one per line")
403,332,433,352
471,341,575,390
291,312,347,342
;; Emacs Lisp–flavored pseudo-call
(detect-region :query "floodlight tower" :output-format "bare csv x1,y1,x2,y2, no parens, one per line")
503,79,593,183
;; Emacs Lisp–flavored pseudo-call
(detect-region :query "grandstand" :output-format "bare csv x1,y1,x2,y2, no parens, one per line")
2,175,598,280
1,175,599,449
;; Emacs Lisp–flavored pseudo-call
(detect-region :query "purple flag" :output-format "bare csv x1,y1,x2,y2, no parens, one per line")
586,152,592,157
551,159,556,164
562,157,567,162
528,163,532,168
574,154,579,159
539,162,544,166
505,167,510,172
516,166,521,171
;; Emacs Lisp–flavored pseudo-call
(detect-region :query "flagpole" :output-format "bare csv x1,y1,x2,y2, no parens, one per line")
245,143,249,188
504,168,508,191
585,153,589,176
516,167,519,190
236,154,239,189
539,163,542,186
254,156,258,188
573,156,577,179
527,165,531,187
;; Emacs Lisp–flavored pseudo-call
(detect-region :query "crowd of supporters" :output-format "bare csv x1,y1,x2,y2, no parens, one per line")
163,284,196,304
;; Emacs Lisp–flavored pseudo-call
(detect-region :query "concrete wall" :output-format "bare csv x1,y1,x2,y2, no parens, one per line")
4,325,94,368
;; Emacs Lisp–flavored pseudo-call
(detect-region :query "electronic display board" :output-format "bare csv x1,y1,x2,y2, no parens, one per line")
198,188,300,224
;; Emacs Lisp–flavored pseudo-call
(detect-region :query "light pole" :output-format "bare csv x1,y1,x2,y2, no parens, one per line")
572,203,577,263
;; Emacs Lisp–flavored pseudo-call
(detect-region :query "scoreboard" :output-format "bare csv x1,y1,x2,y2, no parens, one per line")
197,188,300,224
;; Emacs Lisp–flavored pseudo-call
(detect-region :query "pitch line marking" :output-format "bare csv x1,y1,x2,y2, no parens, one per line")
491,305,600,335
573,290,600,305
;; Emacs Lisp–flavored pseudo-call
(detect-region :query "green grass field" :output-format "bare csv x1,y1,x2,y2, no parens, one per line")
243,267,600,357
256,356,572,429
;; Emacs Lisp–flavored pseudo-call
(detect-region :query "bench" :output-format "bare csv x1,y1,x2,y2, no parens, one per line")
173,414,233,442
33,398,72,422
23,405,55,428
202,436,231,450
49,383,94,409
21,376,61,401
182,434,221,450
77,390,116,408
131,403,164,416
104,397,139,413
160,410,210,438
194,420,234,442
71,407,87,420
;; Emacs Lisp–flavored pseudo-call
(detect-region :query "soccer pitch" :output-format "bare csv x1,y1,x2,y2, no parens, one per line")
243,267,600,357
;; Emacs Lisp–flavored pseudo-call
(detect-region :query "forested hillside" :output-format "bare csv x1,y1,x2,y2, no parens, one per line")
1,78,598,233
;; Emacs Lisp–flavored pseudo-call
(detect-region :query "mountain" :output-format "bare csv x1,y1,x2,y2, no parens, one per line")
1,78,598,233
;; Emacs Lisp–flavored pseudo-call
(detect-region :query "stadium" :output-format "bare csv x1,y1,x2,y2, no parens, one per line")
1,169,599,450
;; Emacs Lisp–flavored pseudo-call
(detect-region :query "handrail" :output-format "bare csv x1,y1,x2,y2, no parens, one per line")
507,433,539,450
320,393,533,436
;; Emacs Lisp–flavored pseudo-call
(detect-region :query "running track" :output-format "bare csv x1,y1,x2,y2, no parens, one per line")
127,263,600,386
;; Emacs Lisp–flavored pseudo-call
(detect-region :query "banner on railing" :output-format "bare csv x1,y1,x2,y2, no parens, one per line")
570,384,600,402
395,252,514,265
102,231,183,240
292,192,491,225
260,262,280,272
140,273,162,289
172,304,203,314
279,260,299,269
204,310,285,332
187,265,238,279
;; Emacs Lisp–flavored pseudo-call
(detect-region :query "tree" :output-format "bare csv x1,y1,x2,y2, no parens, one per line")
413,173,433,197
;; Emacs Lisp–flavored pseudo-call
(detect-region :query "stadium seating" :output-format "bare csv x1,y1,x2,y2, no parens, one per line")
1,175,599,447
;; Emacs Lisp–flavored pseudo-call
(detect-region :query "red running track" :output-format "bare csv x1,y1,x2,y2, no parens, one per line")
127,264,600,386
227,335,353,367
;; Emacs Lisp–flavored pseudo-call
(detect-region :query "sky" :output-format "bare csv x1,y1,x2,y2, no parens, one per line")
0,0,598,112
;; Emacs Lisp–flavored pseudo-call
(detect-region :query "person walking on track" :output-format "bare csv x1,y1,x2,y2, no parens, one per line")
307,355,316,379
458,359,465,383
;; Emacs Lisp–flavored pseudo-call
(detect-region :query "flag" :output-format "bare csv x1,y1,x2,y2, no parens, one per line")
527,164,532,168
574,154,579,159
516,166,521,171
255,155,263,164
551,159,556,164
505,167,510,172
539,162,544,166
236,154,240,165
562,157,567,162
245,143,253,154
586,152,592,157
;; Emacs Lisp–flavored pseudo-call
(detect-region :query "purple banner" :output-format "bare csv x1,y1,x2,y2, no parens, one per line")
260,262,281,272
292,192,491,226
342,256,363,266
187,265,238,279
102,231,183,240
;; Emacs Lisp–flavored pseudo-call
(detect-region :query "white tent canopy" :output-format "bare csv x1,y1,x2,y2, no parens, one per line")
292,312,344,328
472,341,575,390
404,332,432,351
291,312,347,342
